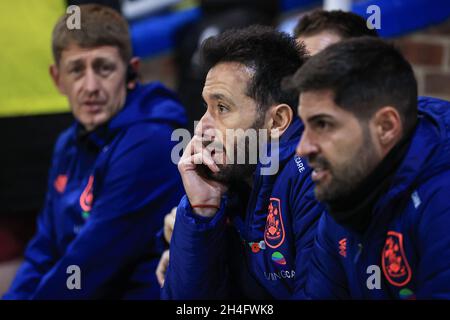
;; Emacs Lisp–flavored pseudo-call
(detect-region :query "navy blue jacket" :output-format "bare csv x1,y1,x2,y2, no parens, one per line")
3,82,187,299
162,118,324,299
304,97,450,300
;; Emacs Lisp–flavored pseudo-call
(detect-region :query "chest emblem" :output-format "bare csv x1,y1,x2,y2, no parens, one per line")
382,231,412,287
264,198,285,249
54,174,68,193
271,251,287,265
339,238,347,258
79,175,94,216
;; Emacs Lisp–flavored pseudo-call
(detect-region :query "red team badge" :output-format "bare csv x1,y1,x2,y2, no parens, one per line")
54,174,68,193
264,198,285,249
382,231,412,287
339,238,347,258
79,175,94,212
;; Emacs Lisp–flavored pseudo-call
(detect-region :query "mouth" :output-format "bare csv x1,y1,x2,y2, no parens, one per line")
82,101,105,113
310,165,330,184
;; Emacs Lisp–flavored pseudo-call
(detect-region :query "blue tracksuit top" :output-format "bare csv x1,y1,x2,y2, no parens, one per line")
3,82,187,299
162,117,325,299
304,97,450,300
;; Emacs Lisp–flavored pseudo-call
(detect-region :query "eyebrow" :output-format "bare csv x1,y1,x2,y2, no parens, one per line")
65,59,84,67
207,93,235,106
306,114,334,123
93,57,116,64
65,56,115,67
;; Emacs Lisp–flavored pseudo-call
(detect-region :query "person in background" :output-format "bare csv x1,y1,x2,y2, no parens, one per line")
3,4,186,299
294,9,378,55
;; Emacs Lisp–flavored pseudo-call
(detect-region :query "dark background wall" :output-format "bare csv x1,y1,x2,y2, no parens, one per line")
0,113,74,261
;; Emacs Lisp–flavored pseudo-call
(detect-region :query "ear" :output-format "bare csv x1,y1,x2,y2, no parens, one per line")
372,106,403,153
127,57,141,90
267,104,293,139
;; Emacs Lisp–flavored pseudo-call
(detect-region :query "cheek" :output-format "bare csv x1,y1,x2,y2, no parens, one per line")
215,130,236,161
216,128,230,151
224,105,257,130
114,86,127,107
328,138,363,168
106,78,127,110
112,73,126,91
61,79,80,102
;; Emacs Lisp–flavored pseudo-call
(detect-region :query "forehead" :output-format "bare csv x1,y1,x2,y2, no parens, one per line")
298,89,353,120
296,31,342,55
203,62,254,100
59,44,123,65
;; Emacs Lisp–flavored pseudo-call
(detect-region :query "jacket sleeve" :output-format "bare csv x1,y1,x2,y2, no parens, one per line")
303,213,350,299
289,171,325,299
161,195,231,299
415,185,450,299
18,129,182,299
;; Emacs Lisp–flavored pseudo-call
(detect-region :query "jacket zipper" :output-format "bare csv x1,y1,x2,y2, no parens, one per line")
353,243,364,264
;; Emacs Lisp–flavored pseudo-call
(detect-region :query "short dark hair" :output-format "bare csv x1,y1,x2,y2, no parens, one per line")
200,25,308,113
294,10,378,39
52,4,132,64
291,37,418,134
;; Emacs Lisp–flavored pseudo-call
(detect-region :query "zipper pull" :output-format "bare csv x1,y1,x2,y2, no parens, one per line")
353,243,363,264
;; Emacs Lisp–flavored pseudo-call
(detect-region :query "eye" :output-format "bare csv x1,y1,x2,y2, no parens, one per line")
317,120,327,128
69,66,83,75
98,63,115,76
313,119,331,131
218,104,228,114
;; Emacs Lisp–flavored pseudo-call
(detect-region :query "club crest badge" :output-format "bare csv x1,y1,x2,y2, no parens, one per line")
264,198,285,249
79,175,94,215
382,231,412,287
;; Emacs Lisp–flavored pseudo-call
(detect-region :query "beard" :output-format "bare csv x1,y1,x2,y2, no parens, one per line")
195,111,266,185
195,142,258,185
311,125,381,202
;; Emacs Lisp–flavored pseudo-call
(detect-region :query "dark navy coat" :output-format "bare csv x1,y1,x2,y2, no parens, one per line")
162,118,324,299
304,97,450,300
4,82,186,299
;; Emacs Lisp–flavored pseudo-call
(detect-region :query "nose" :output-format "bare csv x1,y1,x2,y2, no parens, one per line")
296,131,318,158
83,68,101,94
194,110,216,139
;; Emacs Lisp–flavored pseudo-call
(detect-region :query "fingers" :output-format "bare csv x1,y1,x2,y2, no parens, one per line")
190,135,208,154
178,145,220,173
163,207,177,243
156,250,170,287
178,135,222,173
192,152,220,172
167,207,176,225
186,135,220,159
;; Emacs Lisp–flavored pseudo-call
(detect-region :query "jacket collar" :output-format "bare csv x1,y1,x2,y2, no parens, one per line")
235,118,304,241
359,100,450,238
